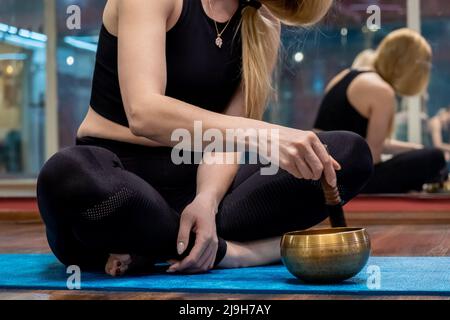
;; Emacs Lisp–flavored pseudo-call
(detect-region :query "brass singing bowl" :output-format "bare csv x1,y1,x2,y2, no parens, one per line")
281,227,371,284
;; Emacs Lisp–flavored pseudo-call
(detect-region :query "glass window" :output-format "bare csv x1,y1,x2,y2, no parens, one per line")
421,1,450,147
1,0,450,186
56,0,105,148
0,0,46,178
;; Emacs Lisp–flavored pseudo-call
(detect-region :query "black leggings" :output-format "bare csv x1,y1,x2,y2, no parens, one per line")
36,131,373,271
362,148,447,194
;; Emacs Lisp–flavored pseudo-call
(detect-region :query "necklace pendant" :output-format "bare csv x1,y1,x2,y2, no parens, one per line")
215,36,223,48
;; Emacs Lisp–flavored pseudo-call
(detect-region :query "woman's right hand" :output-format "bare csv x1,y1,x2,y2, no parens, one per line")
275,128,341,187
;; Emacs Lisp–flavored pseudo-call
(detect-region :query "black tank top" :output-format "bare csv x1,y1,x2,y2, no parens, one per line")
315,70,373,138
89,0,243,127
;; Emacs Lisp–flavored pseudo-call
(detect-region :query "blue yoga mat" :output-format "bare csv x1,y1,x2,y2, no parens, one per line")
0,254,449,296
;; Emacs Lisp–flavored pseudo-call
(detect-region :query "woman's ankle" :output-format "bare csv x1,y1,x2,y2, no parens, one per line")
217,241,243,269
217,238,282,269
214,238,229,268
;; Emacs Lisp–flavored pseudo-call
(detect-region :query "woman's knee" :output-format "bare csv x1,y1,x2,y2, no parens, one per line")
317,131,374,199
421,148,447,180
318,131,373,175
424,148,446,168
37,146,123,219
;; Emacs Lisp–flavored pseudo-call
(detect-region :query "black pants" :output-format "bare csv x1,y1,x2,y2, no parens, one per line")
362,148,447,194
36,131,373,271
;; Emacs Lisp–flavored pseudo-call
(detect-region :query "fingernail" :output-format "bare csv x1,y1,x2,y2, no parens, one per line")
177,241,185,255
167,268,175,273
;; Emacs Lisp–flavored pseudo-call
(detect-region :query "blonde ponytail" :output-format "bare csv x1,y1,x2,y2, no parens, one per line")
240,0,333,120
241,7,279,119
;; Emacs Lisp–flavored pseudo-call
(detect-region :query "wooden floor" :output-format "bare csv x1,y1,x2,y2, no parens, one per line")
0,221,449,300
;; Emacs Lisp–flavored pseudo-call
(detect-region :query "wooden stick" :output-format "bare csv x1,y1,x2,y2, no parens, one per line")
321,176,347,228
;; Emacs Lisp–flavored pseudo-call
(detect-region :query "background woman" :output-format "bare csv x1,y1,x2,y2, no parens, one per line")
37,0,373,277
315,28,447,194
429,107,450,157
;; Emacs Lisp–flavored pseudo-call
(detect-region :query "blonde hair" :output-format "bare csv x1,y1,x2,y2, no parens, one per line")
240,0,333,119
373,28,432,97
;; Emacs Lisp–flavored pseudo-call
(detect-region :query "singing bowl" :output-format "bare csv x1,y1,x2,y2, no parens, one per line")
281,227,371,284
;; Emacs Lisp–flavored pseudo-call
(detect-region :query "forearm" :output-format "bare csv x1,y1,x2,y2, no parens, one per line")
436,143,450,153
429,119,443,148
429,126,450,151
195,153,241,211
128,94,276,150
383,139,423,155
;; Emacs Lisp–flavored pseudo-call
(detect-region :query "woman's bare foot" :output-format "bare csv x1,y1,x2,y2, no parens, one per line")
106,237,282,275
105,254,154,276
218,237,282,269
105,254,133,277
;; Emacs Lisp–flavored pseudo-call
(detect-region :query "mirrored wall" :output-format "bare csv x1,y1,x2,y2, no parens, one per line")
0,0,449,187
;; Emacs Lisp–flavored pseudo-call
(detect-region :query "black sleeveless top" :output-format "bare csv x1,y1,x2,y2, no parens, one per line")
315,70,373,138
90,0,243,127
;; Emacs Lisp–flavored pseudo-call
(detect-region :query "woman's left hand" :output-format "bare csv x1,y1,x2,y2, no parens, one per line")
167,194,219,274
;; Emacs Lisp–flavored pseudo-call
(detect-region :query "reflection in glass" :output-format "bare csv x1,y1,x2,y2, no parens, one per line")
55,0,104,149
422,1,450,149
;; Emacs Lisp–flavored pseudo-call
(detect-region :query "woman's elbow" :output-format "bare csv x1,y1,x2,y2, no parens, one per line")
126,102,159,138
126,106,145,136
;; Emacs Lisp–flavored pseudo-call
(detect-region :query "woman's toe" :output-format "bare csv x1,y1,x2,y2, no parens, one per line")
105,254,132,276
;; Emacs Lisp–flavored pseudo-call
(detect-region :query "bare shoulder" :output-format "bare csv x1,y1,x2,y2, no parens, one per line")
325,69,351,93
103,0,178,35
115,0,176,11
353,72,395,98
349,72,396,116
115,0,176,21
